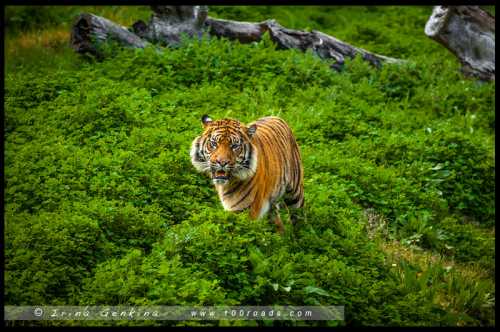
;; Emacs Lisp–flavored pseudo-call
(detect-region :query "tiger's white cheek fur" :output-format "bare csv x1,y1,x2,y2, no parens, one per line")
190,136,209,174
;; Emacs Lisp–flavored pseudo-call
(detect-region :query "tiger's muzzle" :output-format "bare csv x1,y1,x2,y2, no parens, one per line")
211,161,233,184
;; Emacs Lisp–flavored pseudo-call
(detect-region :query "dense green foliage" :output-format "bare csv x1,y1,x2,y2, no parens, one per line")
4,6,495,327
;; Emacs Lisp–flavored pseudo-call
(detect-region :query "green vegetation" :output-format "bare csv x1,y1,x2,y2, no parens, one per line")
4,6,495,327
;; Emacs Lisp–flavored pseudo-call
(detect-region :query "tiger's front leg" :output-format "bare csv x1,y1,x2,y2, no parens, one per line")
270,202,284,234
249,199,283,234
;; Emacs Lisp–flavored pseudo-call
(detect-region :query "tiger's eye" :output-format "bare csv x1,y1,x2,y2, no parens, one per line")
210,139,217,149
231,142,241,150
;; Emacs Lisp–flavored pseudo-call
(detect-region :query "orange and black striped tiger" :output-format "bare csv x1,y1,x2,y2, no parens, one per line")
190,114,304,233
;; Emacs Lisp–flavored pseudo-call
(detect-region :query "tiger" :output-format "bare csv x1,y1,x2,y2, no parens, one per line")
190,114,304,233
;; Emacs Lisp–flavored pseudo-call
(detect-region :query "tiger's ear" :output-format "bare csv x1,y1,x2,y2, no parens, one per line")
201,114,212,127
247,124,257,138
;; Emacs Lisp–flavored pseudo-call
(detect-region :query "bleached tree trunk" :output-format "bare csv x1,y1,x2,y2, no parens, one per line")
425,6,495,81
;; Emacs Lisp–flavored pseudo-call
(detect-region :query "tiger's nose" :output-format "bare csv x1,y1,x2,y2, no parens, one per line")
217,159,229,167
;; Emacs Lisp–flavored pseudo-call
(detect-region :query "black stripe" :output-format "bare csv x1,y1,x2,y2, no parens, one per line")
285,195,300,206
244,144,253,167
292,167,299,194
230,179,254,209
194,139,201,159
196,137,206,161
224,181,243,196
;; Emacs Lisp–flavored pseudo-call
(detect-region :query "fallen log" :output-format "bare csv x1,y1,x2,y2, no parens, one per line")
204,17,405,69
70,13,149,57
266,21,404,69
204,17,267,44
70,6,405,69
425,6,495,81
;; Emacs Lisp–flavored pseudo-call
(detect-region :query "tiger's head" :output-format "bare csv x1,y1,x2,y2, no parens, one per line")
190,115,258,185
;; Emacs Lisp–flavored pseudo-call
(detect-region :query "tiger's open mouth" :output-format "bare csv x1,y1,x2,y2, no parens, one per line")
213,170,229,180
